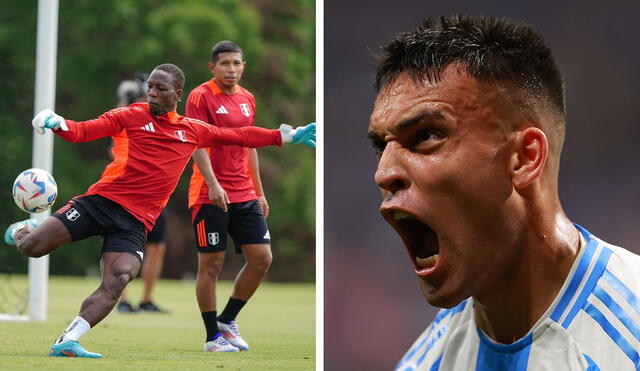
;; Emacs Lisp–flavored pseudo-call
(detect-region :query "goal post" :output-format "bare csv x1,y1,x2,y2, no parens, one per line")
29,0,59,322
0,0,59,322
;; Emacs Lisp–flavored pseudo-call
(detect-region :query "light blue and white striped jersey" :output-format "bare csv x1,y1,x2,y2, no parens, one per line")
397,225,640,371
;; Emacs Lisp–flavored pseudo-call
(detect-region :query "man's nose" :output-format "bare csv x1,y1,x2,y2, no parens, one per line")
374,142,410,194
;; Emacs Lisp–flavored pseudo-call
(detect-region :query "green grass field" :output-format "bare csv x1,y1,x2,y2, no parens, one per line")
0,275,315,370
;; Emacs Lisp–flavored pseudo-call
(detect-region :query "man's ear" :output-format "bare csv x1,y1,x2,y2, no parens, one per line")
176,88,184,102
208,61,215,74
510,126,548,189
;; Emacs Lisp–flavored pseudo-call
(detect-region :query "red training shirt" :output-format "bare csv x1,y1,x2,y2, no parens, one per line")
186,79,259,208
54,102,282,231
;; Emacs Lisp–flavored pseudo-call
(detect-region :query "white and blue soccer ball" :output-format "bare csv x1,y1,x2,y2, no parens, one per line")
12,168,58,213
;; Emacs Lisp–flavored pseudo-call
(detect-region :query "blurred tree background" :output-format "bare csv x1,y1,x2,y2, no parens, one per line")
0,0,315,282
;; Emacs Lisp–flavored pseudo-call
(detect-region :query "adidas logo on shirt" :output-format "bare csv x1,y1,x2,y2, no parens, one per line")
216,105,229,114
141,122,155,132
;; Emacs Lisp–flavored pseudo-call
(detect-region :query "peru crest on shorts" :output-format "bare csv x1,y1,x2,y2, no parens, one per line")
208,232,219,246
66,208,80,221
239,103,251,117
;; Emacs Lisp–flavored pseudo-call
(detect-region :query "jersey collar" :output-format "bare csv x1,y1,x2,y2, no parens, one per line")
165,110,180,123
144,103,180,123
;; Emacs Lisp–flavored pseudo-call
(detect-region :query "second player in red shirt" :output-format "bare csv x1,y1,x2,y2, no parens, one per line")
186,41,280,353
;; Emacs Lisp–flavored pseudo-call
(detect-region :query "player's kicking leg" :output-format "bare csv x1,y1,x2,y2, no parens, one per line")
217,243,272,351
2,216,101,357
4,219,39,245
5,216,71,255
50,252,141,358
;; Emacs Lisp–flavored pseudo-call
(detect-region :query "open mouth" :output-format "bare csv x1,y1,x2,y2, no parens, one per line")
382,210,440,274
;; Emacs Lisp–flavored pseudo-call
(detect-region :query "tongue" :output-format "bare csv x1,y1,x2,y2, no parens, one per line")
416,254,438,269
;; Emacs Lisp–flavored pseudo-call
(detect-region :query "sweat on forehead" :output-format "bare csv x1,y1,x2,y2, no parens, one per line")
371,68,494,125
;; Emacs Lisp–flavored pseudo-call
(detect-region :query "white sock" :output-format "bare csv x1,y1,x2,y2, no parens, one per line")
55,316,91,344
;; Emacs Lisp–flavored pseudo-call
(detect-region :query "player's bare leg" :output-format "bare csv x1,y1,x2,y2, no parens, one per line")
118,242,167,313
116,287,136,312
14,216,71,257
196,251,226,312
216,244,272,351
140,241,166,304
79,252,141,325
50,252,140,358
197,251,237,352
231,244,272,301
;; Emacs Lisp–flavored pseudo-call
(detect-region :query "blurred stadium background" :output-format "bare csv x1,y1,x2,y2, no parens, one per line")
0,0,315,284
325,0,640,370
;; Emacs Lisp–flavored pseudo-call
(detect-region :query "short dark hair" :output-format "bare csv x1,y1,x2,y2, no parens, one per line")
154,63,185,90
375,15,565,118
211,40,243,63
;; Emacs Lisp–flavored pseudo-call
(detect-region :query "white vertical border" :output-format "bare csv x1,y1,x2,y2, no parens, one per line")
315,0,324,369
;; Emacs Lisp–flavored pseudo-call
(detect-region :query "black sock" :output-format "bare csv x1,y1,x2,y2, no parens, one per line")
201,311,219,342
217,297,247,324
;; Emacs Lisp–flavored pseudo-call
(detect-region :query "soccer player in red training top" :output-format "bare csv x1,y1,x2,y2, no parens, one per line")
4,63,315,358
186,41,302,352
113,74,170,313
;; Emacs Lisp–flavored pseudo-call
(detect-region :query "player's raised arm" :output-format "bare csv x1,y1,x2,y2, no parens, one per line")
197,122,316,149
32,108,124,143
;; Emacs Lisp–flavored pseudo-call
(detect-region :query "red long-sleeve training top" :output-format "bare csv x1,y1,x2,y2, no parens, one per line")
54,102,282,230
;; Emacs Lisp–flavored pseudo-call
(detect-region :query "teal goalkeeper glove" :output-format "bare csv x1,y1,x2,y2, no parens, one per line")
32,109,67,135
279,122,316,147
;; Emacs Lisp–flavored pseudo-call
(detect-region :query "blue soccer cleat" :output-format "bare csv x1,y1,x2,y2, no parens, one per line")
4,219,39,245
49,340,102,358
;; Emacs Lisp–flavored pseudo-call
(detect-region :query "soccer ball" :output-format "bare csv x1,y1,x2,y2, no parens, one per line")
12,168,58,213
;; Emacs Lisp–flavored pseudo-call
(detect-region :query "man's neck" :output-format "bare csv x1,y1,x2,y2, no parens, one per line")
150,107,177,116
473,214,581,344
215,79,237,95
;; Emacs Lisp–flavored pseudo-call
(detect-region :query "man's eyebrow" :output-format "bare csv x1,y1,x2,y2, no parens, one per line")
367,111,445,144
366,130,381,142
393,111,444,135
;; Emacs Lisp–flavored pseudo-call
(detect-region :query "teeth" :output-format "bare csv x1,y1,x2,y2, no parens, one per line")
416,255,438,269
394,211,412,220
